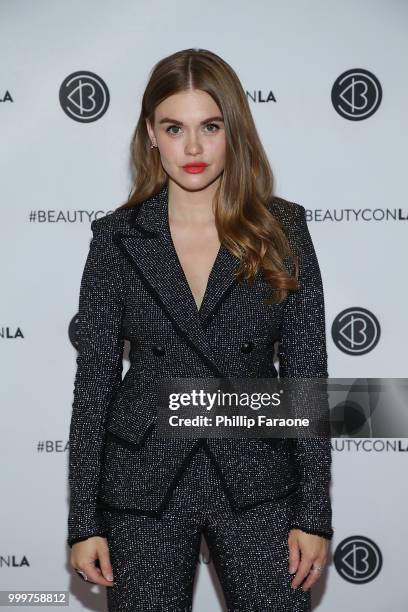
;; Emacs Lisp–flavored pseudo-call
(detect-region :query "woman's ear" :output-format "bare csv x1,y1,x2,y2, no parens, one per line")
145,119,154,141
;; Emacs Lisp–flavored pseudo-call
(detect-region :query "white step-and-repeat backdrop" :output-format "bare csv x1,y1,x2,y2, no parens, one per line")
1,1,407,610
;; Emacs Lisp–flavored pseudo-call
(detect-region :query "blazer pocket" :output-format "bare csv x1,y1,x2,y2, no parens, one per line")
99,427,159,502
105,423,155,451
105,393,157,448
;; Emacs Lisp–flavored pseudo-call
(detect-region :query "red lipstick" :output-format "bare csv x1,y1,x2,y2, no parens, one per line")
182,162,208,174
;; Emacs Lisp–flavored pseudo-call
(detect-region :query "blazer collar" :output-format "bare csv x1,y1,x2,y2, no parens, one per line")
113,183,242,376
128,183,170,235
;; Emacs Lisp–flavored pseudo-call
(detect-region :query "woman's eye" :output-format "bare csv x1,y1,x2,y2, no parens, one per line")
205,123,219,132
165,123,220,135
166,125,181,135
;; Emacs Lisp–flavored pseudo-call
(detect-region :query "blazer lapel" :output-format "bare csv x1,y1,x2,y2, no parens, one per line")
197,242,242,327
112,183,242,376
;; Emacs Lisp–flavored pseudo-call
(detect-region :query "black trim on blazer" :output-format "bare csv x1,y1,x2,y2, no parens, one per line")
105,423,155,450
200,440,301,511
199,281,238,330
117,187,242,343
95,436,303,518
128,196,152,230
96,439,204,518
289,524,334,540
68,532,107,548
112,231,225,378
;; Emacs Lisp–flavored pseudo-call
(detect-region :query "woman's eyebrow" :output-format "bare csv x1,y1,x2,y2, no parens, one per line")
158,116,224,126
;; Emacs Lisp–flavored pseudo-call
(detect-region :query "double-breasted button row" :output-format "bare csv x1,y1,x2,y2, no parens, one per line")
152,341,254,356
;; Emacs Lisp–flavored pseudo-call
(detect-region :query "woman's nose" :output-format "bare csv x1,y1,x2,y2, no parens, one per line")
184,135,203,154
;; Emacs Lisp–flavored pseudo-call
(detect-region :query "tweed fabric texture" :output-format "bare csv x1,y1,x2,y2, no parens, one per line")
67,183,334,548
100,444,311,612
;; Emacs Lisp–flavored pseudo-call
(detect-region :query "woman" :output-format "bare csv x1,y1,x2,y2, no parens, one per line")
67,48,333,611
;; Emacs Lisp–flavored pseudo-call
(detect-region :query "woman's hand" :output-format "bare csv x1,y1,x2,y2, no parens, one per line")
287,528,329,592
70,536,114,587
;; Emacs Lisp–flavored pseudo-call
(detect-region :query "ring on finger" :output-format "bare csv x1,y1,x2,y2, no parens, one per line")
75,569,88,581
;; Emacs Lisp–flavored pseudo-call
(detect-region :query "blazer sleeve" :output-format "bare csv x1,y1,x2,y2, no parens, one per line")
67,218,125,548
278,204,334,540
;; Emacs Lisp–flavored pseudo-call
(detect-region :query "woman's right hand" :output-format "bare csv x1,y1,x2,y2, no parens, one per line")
70,536,114,587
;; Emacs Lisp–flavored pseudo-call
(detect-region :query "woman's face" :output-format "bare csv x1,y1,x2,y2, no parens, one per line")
146,89,226,192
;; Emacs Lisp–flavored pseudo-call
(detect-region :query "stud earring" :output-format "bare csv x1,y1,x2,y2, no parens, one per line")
150,141,157,149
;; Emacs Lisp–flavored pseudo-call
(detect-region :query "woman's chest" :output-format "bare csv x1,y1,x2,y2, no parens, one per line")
119,262,285,347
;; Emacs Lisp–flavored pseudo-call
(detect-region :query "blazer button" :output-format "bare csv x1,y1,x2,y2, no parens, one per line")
240,340,254,354
152,344,165,356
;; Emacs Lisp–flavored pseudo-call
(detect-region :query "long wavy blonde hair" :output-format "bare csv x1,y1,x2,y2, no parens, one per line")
117,48,299,304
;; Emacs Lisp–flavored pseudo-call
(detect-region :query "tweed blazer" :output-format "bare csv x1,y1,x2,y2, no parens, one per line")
67,183,334,548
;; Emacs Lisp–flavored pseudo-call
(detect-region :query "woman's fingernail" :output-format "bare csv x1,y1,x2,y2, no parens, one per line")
107,575,113,581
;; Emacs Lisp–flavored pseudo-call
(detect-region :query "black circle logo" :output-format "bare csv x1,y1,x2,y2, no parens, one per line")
334,535,382,583
68,313,80,350
331,307,380,355
331,69,382,120
59,71,110,122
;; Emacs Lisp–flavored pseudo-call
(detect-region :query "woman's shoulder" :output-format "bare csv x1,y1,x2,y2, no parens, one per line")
90,206,134,235
267,195,305,221
266,196,306,241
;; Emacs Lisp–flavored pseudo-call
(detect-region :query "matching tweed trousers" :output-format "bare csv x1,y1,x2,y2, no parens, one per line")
99,444,311,612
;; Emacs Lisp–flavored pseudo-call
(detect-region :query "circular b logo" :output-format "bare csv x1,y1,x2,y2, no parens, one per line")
331,69,382,120
68,313,80,349
331,307,380,355
59,71,110,122
334,535,382,584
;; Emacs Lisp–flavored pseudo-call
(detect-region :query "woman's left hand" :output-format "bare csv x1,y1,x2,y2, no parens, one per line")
287,528,329,591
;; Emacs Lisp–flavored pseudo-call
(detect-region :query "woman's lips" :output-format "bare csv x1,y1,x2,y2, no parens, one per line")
182,163,208,174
